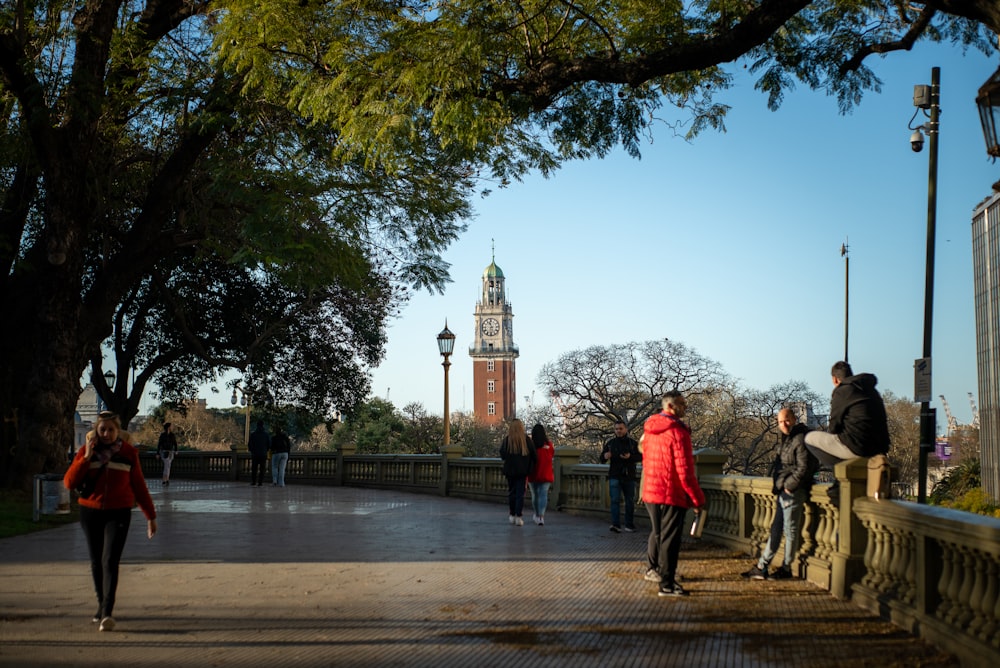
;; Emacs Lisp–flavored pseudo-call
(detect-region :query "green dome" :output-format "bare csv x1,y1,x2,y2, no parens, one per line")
483,261,504,279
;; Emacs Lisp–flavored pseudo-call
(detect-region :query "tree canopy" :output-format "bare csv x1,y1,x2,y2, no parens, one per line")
2,0,997,489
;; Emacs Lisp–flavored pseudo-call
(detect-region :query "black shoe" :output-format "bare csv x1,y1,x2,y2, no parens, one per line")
771,566,794,580
744,565,768,580
609,525,621,533
623,525,636,533
658,582,688,597
92,607,102,623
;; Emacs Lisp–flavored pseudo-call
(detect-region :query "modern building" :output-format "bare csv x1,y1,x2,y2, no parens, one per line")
469,253,518,425
972,190,1000,500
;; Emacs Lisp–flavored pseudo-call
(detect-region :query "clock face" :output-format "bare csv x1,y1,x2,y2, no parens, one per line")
481,318,500,336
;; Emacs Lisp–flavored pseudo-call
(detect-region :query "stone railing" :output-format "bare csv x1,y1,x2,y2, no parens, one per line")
139,445,1000,665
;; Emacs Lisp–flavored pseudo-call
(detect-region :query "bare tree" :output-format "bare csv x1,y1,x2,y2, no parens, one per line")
539,339,727,446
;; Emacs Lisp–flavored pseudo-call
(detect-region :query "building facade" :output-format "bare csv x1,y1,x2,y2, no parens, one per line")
469,255,518,425
972,191,1000,500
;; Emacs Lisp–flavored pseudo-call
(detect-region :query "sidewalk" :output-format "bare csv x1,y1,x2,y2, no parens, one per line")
0,481,959,667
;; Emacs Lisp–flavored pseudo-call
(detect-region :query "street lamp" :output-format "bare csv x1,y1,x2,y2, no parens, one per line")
436,321,456,446
976,64,1000,160
231,383,251,451
909,67,941,504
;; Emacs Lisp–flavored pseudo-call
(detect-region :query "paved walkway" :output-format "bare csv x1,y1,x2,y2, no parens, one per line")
0,481,959,667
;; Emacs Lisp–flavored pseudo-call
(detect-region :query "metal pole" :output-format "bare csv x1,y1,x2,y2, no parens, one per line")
443,354,451,445
918,66,940,504
844,245,849,363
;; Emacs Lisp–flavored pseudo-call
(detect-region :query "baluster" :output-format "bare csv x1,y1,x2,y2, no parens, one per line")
936,541,956,624
967,549,987,637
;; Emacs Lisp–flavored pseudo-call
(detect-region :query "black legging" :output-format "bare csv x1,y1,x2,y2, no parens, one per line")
79,507,132,618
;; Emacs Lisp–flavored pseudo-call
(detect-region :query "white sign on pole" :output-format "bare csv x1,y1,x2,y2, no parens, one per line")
914,357,932,403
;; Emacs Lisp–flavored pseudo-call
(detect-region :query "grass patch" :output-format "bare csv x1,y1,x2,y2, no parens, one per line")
0,488,79,539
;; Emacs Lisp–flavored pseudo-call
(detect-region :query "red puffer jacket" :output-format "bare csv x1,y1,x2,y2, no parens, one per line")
640,412,705,509
64,441,156,520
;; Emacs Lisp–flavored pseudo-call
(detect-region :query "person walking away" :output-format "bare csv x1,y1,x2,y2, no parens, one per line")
528,423,555,526
270,426,292,487
247,420,271,487
804,361,890,467
743,407,818,580
641,391,705,597
63,411,157,632
500,419,536,526
602,419,642,533
157,422,178,486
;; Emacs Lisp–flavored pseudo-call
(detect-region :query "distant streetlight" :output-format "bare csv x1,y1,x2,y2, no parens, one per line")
437,321,456,446
104,369,116,390
909,67,940,504
231,383,252,451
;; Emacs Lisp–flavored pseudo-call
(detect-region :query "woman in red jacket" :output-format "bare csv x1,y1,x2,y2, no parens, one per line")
528,423,555,526
64,411,157,632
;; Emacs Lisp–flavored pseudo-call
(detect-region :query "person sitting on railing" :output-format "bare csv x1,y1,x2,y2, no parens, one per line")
805,361,890,468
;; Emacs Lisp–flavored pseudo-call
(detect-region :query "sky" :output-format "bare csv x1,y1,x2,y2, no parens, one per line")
194,40,999,430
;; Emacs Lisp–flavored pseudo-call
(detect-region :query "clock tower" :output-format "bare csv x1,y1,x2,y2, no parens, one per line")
470,251,518,425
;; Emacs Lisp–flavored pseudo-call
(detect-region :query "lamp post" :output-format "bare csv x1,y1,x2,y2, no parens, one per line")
437,321,456,446
910,67,941,504
231,383,251,451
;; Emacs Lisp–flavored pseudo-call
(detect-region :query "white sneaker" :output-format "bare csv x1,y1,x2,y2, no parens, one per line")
644,568,660,582
509,515,516,524
538,516,544,526
99,616,115,632
515,516,524,526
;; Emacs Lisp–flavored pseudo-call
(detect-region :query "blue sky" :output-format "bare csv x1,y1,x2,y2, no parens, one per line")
362,42,997,428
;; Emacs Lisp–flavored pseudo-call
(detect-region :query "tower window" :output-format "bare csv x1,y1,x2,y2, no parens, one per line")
487,360,495,372
487,402,496,416
487,380,495,393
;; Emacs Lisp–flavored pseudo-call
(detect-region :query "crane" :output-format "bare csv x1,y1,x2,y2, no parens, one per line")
939,395,958,438
968,392,981,429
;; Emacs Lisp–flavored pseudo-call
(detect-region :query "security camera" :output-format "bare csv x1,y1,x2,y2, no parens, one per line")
910,129,924,153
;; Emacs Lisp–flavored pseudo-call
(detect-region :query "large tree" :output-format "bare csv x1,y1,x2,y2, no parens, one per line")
0,2,478,488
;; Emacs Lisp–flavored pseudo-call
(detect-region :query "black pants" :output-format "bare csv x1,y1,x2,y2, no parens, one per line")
79,506,132,618
251,456,268,485
506,475,527,517
646,503,687,586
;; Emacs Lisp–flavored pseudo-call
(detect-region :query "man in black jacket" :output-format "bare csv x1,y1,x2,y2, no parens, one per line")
805,361,890,467
744,407,818,580
601,420,642,533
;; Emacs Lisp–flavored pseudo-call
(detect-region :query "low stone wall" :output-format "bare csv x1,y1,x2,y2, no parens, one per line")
139,445,1000,665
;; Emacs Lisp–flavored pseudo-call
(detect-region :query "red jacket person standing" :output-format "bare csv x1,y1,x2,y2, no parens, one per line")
640,391,705,597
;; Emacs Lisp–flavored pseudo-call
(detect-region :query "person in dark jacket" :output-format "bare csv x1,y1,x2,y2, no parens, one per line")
63,411,157,632
247,421,271,487
157,422,178,486
499,419,536,526
805,361,891,466
601,420,642,533
743,407,818,580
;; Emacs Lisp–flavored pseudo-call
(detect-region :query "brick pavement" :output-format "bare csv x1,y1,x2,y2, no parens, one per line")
0,481,961,667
